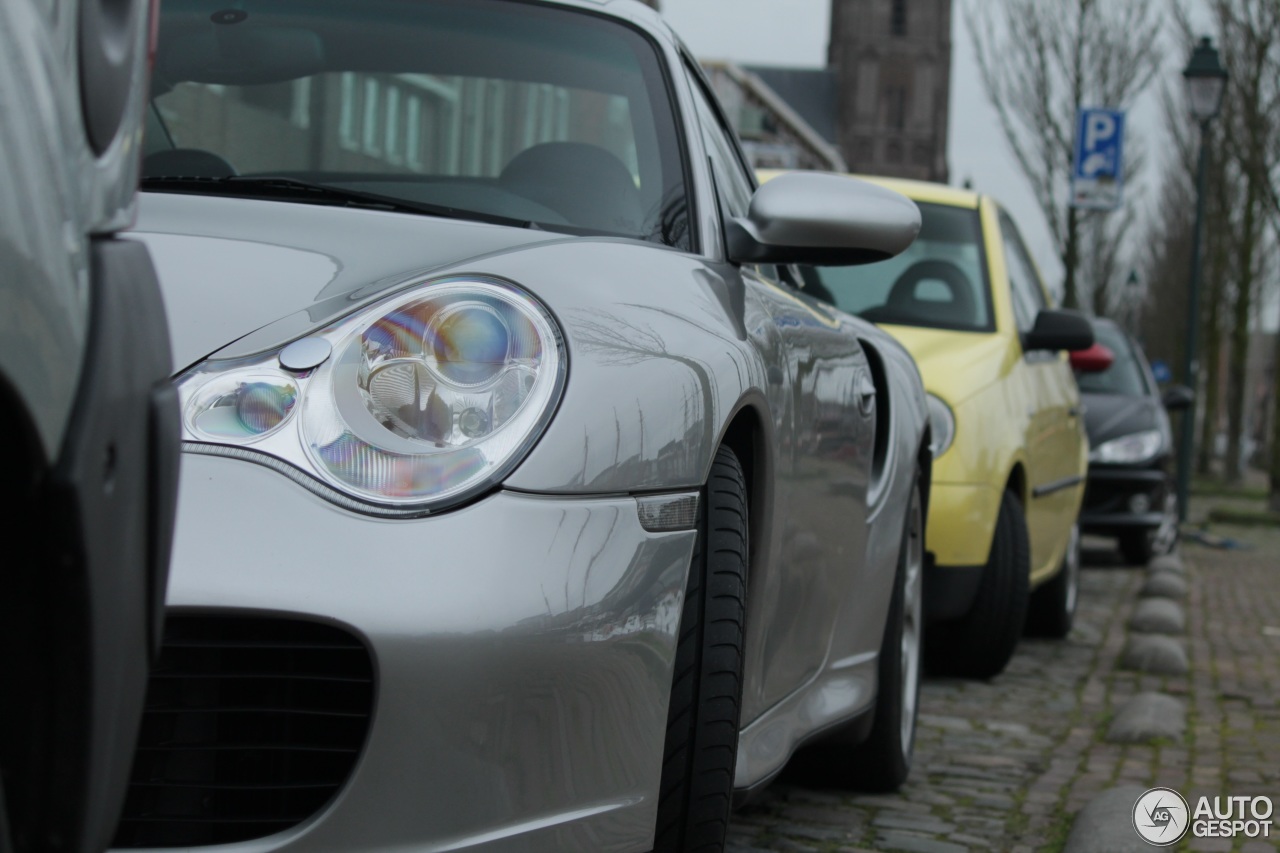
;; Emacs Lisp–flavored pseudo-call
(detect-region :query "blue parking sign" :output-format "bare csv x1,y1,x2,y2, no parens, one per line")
1071,108,1125,210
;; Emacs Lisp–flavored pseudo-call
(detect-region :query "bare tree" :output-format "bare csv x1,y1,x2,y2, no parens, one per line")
967,0,1164,310
1138,154,1194,371
1191,0,1280,484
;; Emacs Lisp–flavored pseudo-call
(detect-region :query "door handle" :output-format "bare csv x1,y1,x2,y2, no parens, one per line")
1068,405,1083,418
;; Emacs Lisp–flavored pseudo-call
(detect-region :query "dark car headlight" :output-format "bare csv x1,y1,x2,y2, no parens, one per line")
179,276,566,515
1089,429,1162,465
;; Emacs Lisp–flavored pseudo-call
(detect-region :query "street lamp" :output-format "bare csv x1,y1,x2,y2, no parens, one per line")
1175,36,1229,524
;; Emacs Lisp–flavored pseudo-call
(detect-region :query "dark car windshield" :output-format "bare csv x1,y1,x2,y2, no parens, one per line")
799,202,992,332
145,0,690,248
1077,322,1150,396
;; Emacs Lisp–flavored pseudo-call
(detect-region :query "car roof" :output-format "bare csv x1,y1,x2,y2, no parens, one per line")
854,176,981,209
542,0,669,29
1090,316,1123,332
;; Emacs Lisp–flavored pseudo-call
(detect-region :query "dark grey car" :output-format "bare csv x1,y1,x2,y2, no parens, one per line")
1077,319,1188,564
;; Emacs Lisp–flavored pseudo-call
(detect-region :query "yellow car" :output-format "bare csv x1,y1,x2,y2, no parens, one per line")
760,172,1095,678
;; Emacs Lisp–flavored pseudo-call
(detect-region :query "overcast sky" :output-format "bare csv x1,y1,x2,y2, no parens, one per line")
660,0,1216,296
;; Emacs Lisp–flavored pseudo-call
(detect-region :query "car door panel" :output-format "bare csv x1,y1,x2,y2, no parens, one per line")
996,210,1082,577
750,274,873,713
681,63,872,723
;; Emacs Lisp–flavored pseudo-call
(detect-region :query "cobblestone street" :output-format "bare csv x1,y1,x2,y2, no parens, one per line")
727,522,1280,853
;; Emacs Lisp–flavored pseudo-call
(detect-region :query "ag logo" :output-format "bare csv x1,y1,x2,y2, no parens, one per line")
1133,787,1190,845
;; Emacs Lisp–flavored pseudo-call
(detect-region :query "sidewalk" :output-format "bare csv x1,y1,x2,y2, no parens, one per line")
1175,517,1280,851
726,498,1280,852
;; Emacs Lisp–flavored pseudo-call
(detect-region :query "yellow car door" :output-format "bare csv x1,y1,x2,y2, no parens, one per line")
994,208,1084,582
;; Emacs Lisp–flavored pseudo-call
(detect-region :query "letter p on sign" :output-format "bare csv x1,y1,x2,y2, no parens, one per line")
1085,113,1116,151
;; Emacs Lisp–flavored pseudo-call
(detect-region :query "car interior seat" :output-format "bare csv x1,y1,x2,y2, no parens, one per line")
499,142,644,235
865,259,976,327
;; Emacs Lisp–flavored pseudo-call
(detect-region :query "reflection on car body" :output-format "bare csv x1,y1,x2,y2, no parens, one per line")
118,1,932,850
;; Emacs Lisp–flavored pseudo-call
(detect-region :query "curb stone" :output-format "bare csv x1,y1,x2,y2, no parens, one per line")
1146,554,1184,575
1120,635,1190,675
1105,692,1187,743
1139,573,1188,600
1128,599,1186,634
1062,785,1161,852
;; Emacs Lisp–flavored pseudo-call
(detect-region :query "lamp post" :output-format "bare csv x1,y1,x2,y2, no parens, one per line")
1175,37,1228,523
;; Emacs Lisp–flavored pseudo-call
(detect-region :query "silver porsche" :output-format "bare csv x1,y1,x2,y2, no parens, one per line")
118,1,931,850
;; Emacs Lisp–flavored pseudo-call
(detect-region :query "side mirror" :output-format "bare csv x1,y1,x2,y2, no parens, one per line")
1162,384,1195,411
1069,343,1114,373
1024,309,1094,353
727,172,921,267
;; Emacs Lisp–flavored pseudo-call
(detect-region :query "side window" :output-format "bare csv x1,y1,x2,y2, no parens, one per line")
998,212,1046,335
686,66,754,222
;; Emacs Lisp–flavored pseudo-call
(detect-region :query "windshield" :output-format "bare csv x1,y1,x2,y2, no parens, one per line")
799,202,992,332
1077,322,1150,396
145,0,690,248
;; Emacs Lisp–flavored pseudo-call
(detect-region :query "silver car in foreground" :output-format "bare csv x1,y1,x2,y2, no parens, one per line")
120,1,931,850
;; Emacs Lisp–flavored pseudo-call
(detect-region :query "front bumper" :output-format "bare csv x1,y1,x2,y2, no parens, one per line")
925,482,1000,568
120,452,696,852
1079,465,1169,532
921,482,999,622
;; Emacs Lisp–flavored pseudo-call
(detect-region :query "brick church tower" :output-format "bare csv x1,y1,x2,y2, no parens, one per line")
829,0,952,181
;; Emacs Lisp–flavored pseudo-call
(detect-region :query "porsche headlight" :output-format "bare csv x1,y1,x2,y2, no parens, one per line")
178,277,565,515
927,393,956,457
1089,429,1163,465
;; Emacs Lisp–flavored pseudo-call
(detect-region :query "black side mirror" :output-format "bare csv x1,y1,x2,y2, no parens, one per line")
1162,384,1195,411
1023,309,1094,353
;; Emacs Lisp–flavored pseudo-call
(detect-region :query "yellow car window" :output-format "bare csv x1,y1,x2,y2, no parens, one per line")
799,202,992,332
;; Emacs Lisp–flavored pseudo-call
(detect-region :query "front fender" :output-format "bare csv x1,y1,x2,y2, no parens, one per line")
927,376,1029,567
487,240,771,495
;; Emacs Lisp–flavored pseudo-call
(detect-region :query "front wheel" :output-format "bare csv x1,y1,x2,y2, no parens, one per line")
653,446,748,853
925,489,1030,679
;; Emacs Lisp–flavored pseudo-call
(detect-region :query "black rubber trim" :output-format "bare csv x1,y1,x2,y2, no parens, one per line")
923,558,984,622
1084,467,1167,484
1,237,176,853
1080,513,1165,530
1032,474,1084,498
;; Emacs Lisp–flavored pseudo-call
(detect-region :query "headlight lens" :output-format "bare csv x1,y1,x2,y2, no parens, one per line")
177,277,565,514
1089,429,1163,465
926,393,956,457
186,374,299,441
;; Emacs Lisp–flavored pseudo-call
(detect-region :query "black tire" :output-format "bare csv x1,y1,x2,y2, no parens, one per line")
925,489,1030,679
1119,528,1155,566
653,446,748,853
838,476,924,791
1026,523,1080,638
